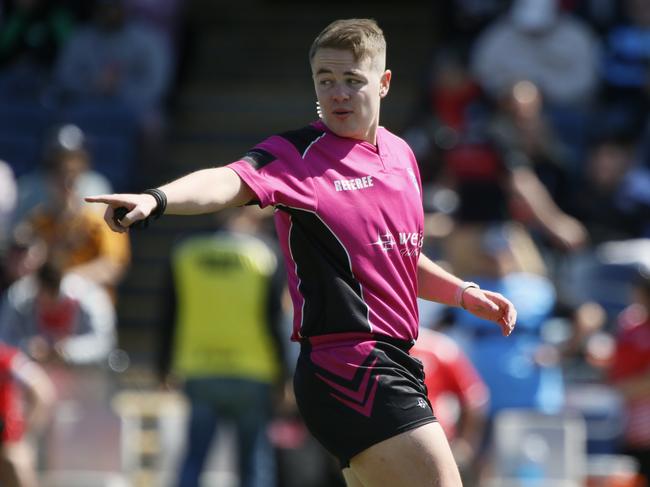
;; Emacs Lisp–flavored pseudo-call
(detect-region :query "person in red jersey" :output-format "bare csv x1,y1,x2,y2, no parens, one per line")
0,341,54,487
609,267,650,482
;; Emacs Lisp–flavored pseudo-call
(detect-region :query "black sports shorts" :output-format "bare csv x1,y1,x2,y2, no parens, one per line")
293,332,436,467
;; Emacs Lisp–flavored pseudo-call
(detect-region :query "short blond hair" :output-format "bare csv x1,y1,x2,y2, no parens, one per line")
309,18,386,68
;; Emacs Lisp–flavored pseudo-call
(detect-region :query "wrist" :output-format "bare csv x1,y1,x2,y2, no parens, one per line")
143,193,158,214
456,281,479,309
143,188,167,219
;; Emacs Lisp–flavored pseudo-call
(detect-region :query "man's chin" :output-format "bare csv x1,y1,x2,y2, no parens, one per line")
324,121,359,140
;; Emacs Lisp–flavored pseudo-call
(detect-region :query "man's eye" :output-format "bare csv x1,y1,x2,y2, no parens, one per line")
319,79,333,86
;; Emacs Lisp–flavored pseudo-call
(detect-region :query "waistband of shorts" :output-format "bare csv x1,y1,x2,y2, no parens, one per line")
300,332,415,353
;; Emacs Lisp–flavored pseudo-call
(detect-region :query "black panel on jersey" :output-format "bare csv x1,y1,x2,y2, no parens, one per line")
242,148,276,170
280,206,371,336
279,125,326,157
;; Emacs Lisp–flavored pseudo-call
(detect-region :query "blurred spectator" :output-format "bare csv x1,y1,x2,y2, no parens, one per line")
557,133,650,327
488,80,589,251
158,206,287,487
569,133,650,245
410,327,489,483
0,255,116,477
490,80,572,203
0,340,55,487
0,228,45,296
600,0,650,132
425,49,482,132
608,266,650,482
19,139,130,293
52,0,174,188
0,161,17,250
0,257,116,366
552,300,623,455
0,0,76,100
53,0,172,124
430,0,510,52
14,124,113,225
551,300,609,382
435,117,586,280
471,0,600,108
404,60,587,264
402,48,483,183
125,0,184,60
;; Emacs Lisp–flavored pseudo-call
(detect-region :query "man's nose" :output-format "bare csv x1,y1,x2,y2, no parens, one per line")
332,84,350,102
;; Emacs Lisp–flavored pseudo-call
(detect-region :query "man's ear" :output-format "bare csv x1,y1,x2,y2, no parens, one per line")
380,69,392,98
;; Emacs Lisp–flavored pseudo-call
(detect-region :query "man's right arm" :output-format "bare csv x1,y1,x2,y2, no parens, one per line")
85,166,255,232
159,167,254,214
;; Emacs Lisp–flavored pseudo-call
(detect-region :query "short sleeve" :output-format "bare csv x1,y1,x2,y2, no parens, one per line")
228,135,317,210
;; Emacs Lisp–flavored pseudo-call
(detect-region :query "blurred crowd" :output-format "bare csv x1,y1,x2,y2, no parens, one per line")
0,0,181,193
0,0,182,484
407,0,650,484
0,0,649,486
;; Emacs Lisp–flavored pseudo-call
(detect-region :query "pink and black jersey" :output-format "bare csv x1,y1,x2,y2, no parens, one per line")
228,120,424,343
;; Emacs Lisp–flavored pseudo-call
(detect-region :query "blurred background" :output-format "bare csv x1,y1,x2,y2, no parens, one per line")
0,0,650,486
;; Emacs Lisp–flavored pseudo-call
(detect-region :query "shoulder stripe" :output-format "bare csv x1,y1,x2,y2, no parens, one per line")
242,148,276,170
279,125,326,158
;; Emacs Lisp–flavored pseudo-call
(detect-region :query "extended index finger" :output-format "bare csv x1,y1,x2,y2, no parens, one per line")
84,195,132,207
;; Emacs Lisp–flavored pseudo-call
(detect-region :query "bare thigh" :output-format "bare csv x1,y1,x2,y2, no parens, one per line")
347,422,462,487
342,468,365,487
0,442,37,487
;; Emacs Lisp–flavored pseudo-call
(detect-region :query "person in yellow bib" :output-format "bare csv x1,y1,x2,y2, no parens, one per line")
157,206,287,487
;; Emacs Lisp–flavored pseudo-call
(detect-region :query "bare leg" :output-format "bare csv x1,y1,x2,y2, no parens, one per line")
0,454,20,487
343,467,366,487
348,422,462,487
0,442,38,487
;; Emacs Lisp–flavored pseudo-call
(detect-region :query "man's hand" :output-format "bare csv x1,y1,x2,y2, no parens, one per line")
462,288,517,336
85,193,158,233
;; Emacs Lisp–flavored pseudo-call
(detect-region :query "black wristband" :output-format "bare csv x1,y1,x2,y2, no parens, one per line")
143,188,167,219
